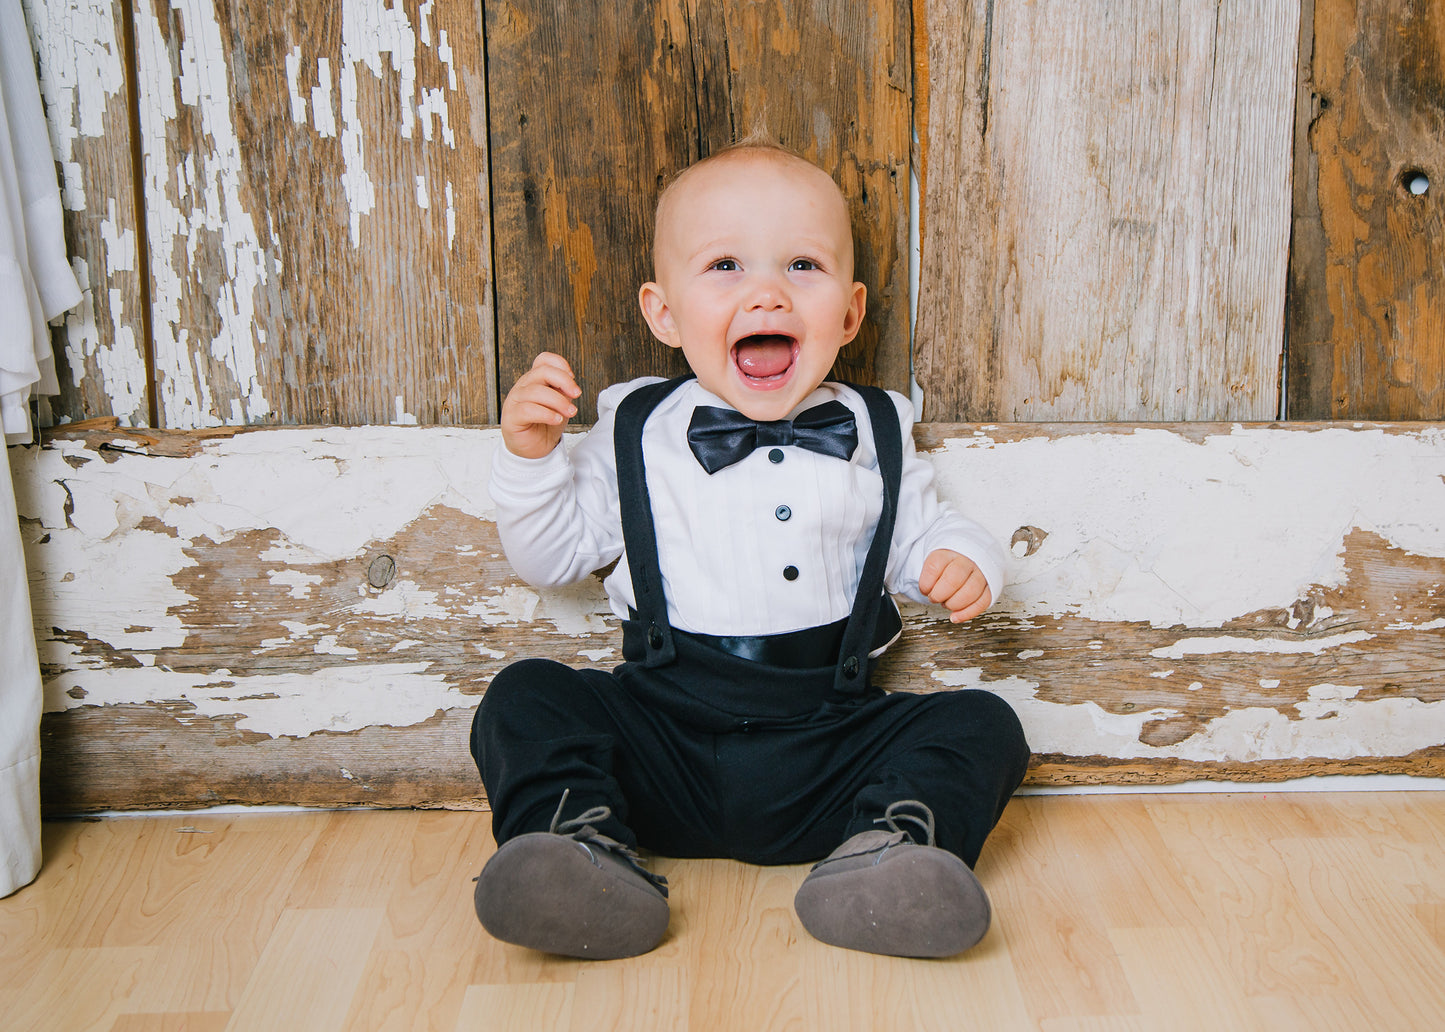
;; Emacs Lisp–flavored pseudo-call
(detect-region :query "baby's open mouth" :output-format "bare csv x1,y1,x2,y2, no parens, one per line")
732,334,798,384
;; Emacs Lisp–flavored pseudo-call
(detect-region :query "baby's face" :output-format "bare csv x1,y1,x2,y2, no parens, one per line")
639,152,866,422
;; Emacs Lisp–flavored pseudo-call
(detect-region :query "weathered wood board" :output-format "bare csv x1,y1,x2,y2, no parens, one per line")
912,0,1299,422
121,0,495,428
487,0,912,423
10,420,1444,812
23,0,151,428
1287,0,1445,419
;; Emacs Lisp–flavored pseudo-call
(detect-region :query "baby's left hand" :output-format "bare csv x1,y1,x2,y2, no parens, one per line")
918,549,992,623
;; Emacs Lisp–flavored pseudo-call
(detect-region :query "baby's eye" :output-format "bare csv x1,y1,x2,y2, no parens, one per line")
708,258,740,272
789,258,820,272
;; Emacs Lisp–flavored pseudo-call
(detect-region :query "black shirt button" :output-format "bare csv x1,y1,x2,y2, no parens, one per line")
843,655,860,679
768,448,784,463
775,504,791,521
783,565,799,581
647,624,663,649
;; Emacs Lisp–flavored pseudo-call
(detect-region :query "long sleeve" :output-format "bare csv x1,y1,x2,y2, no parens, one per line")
487,380,645,588
881,390,1007,607
489,377,1004,637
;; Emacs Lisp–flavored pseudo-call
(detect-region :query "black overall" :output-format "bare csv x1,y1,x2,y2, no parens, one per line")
472,377,1030,867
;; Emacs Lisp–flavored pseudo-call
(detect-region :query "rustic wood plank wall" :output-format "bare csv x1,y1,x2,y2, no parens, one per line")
29,0,496,429
912,0,1300,422
1287,0,1445,418
14,422,1444,810
11,1,1445,810
22,0,1445,425
23,0,150,427
487,0,913,421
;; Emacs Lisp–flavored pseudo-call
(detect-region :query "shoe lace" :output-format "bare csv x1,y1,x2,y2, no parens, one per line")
873,799,937,847
547,790,669,898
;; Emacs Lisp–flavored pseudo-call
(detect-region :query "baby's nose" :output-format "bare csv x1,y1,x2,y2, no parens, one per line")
747,274,791,310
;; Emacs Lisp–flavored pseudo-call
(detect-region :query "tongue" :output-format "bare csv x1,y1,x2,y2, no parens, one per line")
734,336,794,378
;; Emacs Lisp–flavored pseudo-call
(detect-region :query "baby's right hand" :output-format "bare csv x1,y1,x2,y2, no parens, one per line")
500,352,582,459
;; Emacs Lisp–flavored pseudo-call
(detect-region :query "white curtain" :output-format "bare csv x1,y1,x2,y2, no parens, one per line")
2,0,83,896
1,442,40,897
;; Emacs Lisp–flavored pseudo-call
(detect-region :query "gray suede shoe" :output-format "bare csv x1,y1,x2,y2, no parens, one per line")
474,793,670,960
794,800,990,958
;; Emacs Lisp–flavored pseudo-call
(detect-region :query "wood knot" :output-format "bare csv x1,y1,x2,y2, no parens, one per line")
1010,526,1049,558
368,554,397,588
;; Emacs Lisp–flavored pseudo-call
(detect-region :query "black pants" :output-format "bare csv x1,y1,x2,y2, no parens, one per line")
472,654,1030,868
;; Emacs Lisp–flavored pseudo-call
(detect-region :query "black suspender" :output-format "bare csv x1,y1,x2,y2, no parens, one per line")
832,385,902,694
613,378,904,691
614,375,696,668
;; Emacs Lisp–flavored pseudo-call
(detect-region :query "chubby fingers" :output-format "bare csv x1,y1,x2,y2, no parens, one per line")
919,549,993,623
529,351,580,387
522,352,582,407
503,353,581,426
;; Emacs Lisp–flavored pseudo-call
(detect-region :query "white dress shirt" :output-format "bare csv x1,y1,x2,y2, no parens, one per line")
489,377,1005,638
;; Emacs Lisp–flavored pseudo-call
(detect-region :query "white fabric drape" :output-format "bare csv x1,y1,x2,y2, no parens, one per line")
3,0,83,897
1,440,40,898
2,0,80,446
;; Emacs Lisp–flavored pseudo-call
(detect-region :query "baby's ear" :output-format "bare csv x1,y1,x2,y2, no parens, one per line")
841,281,867,345
638,282,680,348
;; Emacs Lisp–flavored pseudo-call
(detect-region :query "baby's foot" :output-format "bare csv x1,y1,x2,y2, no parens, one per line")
474,798,669,959
793,800,990,957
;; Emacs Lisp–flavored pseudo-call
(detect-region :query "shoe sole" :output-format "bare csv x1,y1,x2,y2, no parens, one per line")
474,833,669,960
794,846,991,958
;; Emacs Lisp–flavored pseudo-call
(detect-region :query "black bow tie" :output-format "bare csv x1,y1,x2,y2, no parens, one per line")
686,401,858,474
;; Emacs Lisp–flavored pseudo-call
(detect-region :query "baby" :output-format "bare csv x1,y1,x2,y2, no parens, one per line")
473,142,1029,959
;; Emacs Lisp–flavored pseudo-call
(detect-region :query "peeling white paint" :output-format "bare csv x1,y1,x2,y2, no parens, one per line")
16,424,1445,758
268,569,322,599
1389,618,1445,631
135,0,273,427
41,654,467,739
939,425,1445,626
24,3,150,422
445,181,456,249
355,579,451,621
311,57,337,138
935,668,1445,762
23,0,126,178
285,47,307,123
336,0,460,244
1150,631,1374,659
393,396,418,425
99,199,135,273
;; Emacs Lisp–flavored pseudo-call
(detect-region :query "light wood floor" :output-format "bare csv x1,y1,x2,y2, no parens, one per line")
2,792,1443,1031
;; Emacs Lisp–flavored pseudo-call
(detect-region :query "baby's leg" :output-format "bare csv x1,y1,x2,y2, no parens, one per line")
840,688,1030,867
792,688,1030,957
471,658,667,959
471,656,722,852
468,657,718,959
471,657,638,847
